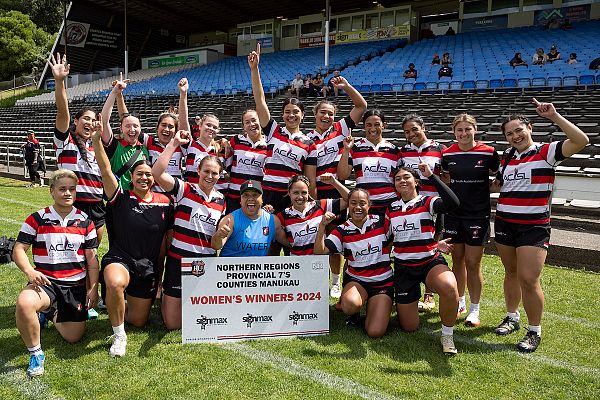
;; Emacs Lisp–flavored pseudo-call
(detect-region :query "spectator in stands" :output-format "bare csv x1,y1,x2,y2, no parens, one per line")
431,53,441,65
403,63,418,80
191,116,201,140
312,73,326,97
567,53,578,65
532,48,547,65
288,73,304,97
442,52,453,65
491,99,589,353
324,70,341,98
445,26,456,36
21,130,43,187
547,46,561,63
304,73,316,96
589,54,600,71
438,62,453,79
510,53,528,68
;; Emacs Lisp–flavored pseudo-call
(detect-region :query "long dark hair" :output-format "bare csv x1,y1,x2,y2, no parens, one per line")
69,107,97,167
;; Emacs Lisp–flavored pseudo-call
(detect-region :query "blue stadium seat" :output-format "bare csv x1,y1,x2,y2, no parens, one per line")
401,82,414,92
426,82,438,91
503,79,517,89
414,82,426,91
563,76,578,87
532,77,546,87
463,80,475,90
450,81,462,91
476,80,489,89
381,83,393,92
547,77,562,88
490,79,503,89
517,78,531,88
370,84,382,93
579,75,595,85
438,81,450,91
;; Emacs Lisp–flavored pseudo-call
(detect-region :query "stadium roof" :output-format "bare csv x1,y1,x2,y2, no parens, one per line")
83,0,409,33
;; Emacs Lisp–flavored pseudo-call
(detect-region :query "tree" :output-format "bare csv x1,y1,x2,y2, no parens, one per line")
0,0,63,34
0,10,53,81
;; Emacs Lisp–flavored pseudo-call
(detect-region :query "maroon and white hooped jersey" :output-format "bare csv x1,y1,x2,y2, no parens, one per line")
184,139,227,193
54,128,103,203
262,119,317,192
386,195,440,266
17,206,98,282
496,141,565,225
226,134,268,200
142,132,185,193
308,116,354,193
325,215,392,283
278,199,341,256
398,139,445,196
167,178,226,259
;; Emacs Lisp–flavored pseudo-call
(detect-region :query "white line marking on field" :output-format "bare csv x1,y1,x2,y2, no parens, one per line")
0,358,63,400
227,343,400,400
423,328,600,378
0,196,44,209
482,299,600,330
0,216,22,226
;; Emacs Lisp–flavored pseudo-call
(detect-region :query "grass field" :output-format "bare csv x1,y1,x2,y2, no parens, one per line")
0,176,599,399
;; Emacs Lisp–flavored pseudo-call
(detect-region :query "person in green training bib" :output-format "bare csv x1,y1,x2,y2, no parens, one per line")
100,77,149,188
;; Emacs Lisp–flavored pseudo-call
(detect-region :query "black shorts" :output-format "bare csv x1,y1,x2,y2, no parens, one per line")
494,218,550,249
394,254,448,304
101,254,157,299
343,273,394,300
263,190,291,214
443,215,490,246
74,200,106,228
40,279,87,323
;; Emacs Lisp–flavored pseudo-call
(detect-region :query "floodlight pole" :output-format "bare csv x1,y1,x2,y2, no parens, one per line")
124,0,129,79
324,0,330,70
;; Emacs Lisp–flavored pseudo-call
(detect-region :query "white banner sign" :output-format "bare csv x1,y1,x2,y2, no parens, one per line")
182,256,329,344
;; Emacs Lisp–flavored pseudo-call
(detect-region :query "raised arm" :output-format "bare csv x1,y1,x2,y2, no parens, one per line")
49,53,71,133
304,165,318,199
178,78,190,132
330,77,367,125
91,114,119,199
320,173,350,207
113,73,130,120
336,135,354,180
152,130,190,193
101,79,128,144
532,98,589,158
314,212,337,255
211,214,234,250
248,43,271,127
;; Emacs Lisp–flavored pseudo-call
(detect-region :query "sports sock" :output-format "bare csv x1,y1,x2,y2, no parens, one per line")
528,325,541,336
507,311,520,321
441,324,454,336
112,323,126,336
469,303,480,314
331,273,340,286
458,295,466,309
27,345,43,356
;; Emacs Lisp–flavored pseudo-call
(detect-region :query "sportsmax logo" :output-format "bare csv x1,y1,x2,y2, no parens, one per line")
289,311,318,325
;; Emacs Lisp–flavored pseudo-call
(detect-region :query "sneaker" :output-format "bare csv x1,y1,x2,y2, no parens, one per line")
345,313,360,327
464,311,481,327
107,334,127,357
38,307,56,329
329,283,341,299
441,335,457,355
495,316,520,336
418,294,435,312
517,330,541,353
87,308,99,320
26,353,45,377
457,303,467,317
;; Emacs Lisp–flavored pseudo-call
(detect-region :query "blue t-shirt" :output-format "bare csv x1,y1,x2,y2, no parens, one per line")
220,209,276,257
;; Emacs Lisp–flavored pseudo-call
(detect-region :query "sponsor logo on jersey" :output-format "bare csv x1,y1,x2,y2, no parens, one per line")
49,238,75,252
274,147,300,161
393,219,418,233
354,242,381,258
191,212,218,225
504,168,528,182
364,161,389,173
262,226,270,236
293,224,317,238
238,157,263,168
317,145,338,158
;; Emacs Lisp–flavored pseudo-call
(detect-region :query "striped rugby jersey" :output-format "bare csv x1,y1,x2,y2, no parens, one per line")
167,178,226,259
325,215,392,283
277,199,341,256
226,134,268,200
17,206,98,282
398,139,445,196
348,138,399,204
141,132,185,193
262,119,317,192
496,141,565,225
54,128,103,202
307,116,354,193
183,139,227,193
386,195,440,266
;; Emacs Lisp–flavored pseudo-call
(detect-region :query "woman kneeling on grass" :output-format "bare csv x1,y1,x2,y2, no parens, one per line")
14,169,99,377
92,116,174,357
314,188,393,338
492,98,589,353
387,163,460,355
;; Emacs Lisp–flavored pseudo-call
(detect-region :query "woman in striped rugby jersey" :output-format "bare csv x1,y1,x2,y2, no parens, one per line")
492,98,589,353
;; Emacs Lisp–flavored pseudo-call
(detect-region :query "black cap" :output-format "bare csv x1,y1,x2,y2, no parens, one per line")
240,180,262,195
